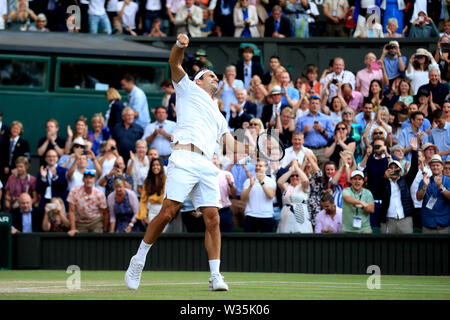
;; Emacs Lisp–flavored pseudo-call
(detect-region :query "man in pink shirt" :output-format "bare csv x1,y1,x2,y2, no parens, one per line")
355,52,388,97
342,83,364,112
314,193,342,233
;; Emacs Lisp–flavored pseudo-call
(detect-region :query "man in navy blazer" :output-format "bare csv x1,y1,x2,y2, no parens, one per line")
261,85,289,129
236,46,264,89
264,5,291,37
11,193,43,233
36,149,68,213
234,88,257,118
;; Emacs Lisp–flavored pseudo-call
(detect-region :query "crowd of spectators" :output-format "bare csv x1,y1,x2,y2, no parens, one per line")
1,0,450,39
2,32,450,236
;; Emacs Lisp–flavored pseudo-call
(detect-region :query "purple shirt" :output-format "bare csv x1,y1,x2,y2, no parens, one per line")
314,207,343,233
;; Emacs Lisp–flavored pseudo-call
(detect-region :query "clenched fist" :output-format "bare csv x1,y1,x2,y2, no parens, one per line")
177,33,189,48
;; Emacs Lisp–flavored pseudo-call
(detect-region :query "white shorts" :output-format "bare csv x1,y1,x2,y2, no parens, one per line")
164,150,220,210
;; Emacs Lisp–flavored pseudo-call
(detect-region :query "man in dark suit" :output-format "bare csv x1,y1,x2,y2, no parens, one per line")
0,110,9,143
11,193,43,233
229,90,253,130
0,121,30,184
236,46,264,89
261,85,289,129
264,5,291,38
36,149,69,214
235,88,257,118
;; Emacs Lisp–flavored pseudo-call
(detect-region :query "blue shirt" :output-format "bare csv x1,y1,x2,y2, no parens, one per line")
230,162,255,196
296,112,333,148
128,86,150,129
429,123,450,161
398,127,429,161
87,127,111,156
21,211,32,233
58,155,95,170
418,175,450,228
219,79,245,122
355,112,375,128
281,86,300,106
383,56,407,80
142,119,177,157
401,118,431,132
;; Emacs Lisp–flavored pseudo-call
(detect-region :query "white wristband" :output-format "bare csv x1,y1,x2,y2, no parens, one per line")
176,40,183,48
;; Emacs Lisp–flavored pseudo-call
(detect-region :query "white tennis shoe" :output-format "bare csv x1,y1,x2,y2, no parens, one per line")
209,274,229,291
125,255,145,290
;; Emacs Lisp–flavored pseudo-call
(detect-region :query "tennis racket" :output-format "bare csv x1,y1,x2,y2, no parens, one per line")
239,131,286,164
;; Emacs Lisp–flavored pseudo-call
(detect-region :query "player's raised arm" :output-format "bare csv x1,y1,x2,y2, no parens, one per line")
169,34,188,83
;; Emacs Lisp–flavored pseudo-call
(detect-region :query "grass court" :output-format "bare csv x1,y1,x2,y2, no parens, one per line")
0,270,449,300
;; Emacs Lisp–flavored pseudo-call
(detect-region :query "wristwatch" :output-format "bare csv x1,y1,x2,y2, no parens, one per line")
261,181,265,186
440,186,446,193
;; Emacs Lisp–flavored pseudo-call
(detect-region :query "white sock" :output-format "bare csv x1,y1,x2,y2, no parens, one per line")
209,259,220,276
135,240,152,262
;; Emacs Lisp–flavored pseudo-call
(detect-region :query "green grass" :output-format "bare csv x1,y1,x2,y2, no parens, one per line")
0,270,449,300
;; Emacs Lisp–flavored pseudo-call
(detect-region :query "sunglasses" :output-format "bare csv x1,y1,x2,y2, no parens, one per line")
373,131,383,134
84,169,96,176
336,127,347,131
343,112,353,115
74,144,85,148
249,123,259,126
291,174,299,178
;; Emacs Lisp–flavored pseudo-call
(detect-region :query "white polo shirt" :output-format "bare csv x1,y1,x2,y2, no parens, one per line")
172,74,229,159
243,176,276,218
280,146,312,169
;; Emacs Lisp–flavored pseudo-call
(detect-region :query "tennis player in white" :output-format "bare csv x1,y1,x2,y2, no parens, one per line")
125,33,249,291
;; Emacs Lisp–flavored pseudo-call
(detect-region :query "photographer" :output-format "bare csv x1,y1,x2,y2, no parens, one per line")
435,35,450,82
409,11,440,38
378,138,419,234
406,48,439,95
42,198,70,232
380,41,407,84
98,156,133,198
359,137,392,231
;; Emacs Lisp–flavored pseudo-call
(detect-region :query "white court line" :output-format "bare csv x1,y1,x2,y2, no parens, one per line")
8,280,450,291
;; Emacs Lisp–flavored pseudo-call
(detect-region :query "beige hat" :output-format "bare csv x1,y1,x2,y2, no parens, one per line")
270,85,282,95
429,154,443,164
389,41,400,48
415,48,429,56
422,143,439,153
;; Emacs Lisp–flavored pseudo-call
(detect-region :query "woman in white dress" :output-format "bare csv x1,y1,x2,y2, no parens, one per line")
276,159,312,233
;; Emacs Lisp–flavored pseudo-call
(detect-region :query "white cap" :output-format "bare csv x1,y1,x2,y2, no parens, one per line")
351,170,364,179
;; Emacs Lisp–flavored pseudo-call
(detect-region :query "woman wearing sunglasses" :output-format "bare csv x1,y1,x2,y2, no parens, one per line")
324,122,356,169
276,158,312,233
